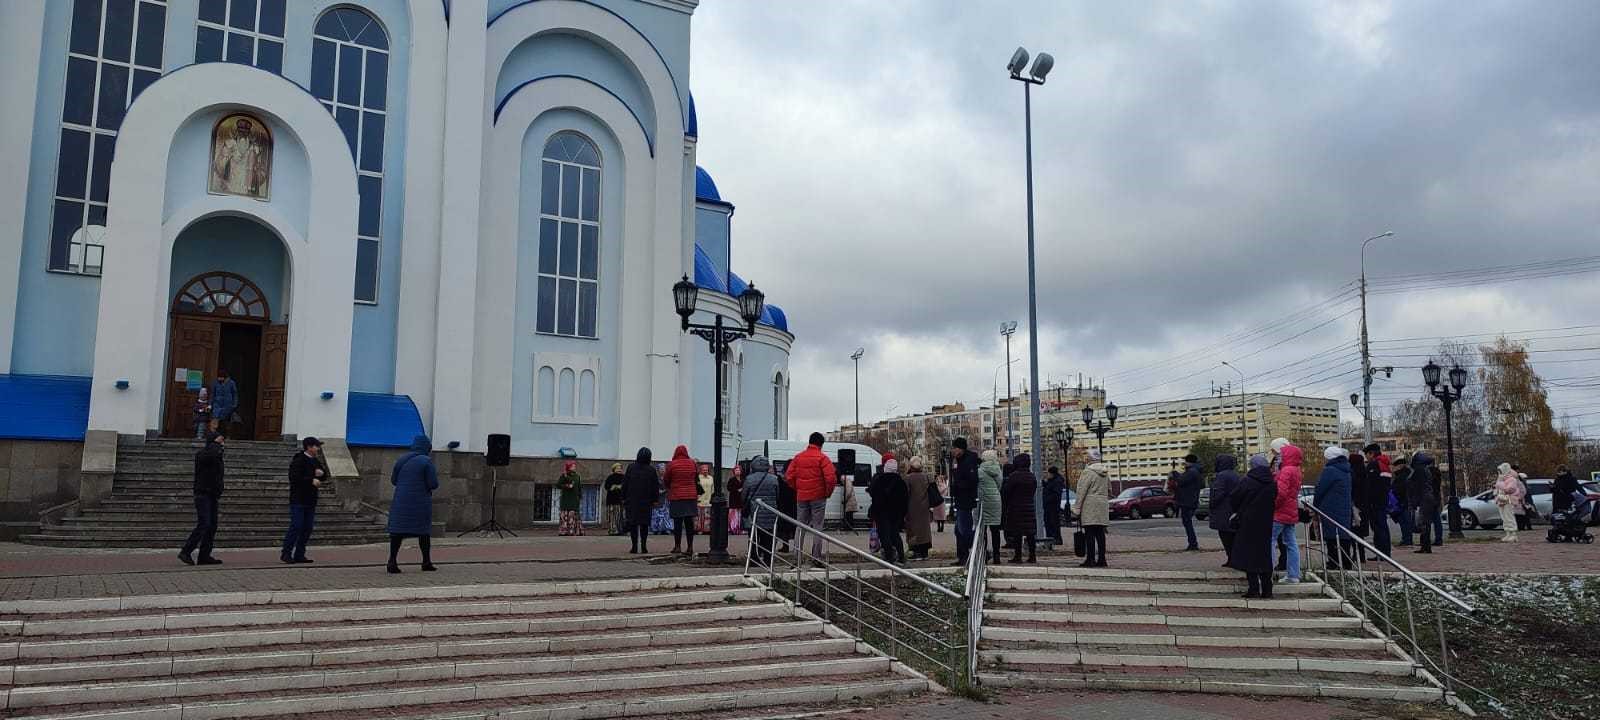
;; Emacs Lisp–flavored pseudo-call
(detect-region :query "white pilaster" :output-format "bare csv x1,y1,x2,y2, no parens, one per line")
0,2,47,373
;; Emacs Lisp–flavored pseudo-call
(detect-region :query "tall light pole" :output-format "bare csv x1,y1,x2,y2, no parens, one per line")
1220,361,1248,456
1000,321,1018,454
1423,360,1469,540
850,348,864,440
1359,230,1395,445
673,275,766,562
1009,46,1054,549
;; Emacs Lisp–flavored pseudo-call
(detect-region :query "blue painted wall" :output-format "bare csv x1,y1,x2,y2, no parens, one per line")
168,216,290,324
510,109,624,458
496,32,655,148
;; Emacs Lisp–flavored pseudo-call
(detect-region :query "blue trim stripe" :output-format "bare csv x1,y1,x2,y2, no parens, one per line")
489,0,687,136
347,392,426,448
495,75,655,157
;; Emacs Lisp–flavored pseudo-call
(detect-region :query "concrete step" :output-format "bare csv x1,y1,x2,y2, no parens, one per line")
18,532,389,548
989,565,1239,581
979,647,1415,676
976,666,1443,702
989,592,1343,613
983,607,1363,630
60,513,377,525
980,625,1387,652
986,577,1326,595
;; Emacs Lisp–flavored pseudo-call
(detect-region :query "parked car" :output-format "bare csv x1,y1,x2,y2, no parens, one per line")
1109,485,1174,520
1457,480,1600,529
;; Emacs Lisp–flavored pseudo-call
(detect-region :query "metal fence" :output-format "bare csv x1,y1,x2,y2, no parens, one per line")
743,499,975,689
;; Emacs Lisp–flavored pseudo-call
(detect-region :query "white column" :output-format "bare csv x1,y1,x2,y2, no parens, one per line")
428,0,488,450
0,2,47,373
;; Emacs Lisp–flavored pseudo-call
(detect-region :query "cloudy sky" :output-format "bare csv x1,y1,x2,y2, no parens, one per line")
688,1,1600,440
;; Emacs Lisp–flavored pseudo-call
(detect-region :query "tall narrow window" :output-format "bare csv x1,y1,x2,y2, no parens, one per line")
195,0,285,73
50,0,168,275
773,372,785,438
310,7,389,303
537,132,600,338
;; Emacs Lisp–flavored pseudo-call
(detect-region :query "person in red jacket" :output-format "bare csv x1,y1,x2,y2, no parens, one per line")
662,445,702,556
1271,443,1304,583
786,432,837,558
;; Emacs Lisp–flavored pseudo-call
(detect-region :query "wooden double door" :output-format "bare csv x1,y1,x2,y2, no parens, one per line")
162,272,288,440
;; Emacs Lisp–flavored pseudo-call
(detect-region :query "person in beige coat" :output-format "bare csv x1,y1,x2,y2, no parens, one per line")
1073,449,1110,567
902,456,935,560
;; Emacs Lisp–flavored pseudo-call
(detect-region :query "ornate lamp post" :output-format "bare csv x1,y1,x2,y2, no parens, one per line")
673,275,765,562
1054,426,1074,467
1081,403,1118,456
1423,360,1469,540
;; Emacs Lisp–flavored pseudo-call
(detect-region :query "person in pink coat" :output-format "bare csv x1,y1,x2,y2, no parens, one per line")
1493,463,1525,543
1271,442,1304,582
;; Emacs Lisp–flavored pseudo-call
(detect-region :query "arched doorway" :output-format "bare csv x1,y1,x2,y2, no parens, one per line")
162,271,288,439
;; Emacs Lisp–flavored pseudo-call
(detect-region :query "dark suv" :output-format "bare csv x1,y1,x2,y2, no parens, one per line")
1109,485,1175,520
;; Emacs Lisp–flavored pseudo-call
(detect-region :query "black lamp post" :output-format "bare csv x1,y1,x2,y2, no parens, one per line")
1054,426,1074,467
1423,360,1469,540
673,274,765,562
1081,403,1118,456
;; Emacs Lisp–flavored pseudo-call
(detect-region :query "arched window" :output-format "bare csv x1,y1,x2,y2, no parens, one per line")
195,0,286,73
310,7,389,304
171,271,270,320
50,0,169,275
537,132,600,338
773,372,785,439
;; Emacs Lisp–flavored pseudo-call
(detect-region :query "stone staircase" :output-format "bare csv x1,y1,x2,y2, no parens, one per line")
975,564,1446,703
0,574,928,719
21,438,388,548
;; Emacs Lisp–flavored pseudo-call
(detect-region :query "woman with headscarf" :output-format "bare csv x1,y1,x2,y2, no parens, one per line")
868,458,909,563
623,448,660,554
603,463,626,535
902,456,935,560
556,460,584,536
1073,449,1110,568
978,450,1005,563
663,445,701,555
1002,453,1039,564
387,435,439,573
741,455,782,564
1493,462,1524,543
1207,454,1241,559
935,473,950,533
1226,453,1278,598
1314,446,1355,568
727,462,745,535
694,463,715,535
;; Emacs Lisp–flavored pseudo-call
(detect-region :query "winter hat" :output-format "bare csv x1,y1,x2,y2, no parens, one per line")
1497,462,1513,475
884,459,899,474
564,460,577,472
1249,453,1270,469
981,449,998,462
952,437,969,451
1271,437,1290,452
909,455,925,471
611,463,622,473
882,452,895,463
1324,446,1346,461
1087,449,1102,462
1183,454,1199,464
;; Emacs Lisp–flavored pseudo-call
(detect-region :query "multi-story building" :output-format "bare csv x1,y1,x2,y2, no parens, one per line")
828,402,997,458
1095,393,1340,488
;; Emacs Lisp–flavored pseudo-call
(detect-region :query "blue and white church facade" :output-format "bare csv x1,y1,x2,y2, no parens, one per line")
0,0,792,463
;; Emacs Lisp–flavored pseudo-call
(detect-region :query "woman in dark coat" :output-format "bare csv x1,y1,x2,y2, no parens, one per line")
603,464,626,535
1226,453,1278,598
622,447,661,554
902,456,935,560
1315,447,1356,568
741,456,782,564
1208,454,1241,557
387,435,439,573
1001,453,1039,564
867,458,910,563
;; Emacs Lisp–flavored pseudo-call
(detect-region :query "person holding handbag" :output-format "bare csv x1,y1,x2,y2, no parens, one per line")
903,456,937,560
386,435,439,573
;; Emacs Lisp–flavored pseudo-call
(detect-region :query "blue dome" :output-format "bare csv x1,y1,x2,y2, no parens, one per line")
687,93,698,137
693,245,726,293
727,271,747,296
764,303,789,332
695,166,724,203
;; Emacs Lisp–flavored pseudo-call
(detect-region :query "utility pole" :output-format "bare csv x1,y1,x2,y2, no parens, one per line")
1359,231,1394,446
851,348,864,441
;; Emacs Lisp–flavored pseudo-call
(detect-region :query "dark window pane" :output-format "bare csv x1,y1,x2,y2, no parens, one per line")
557,279,577,335
195,26,224,63
540,161,560,215
573,139,598,167
359,111,384,172
363,52,387,110
579,224,597,280
356,13,387,49
55,129,92,199
50,200,85,271
354,238,379,302
337,44,362,105
357,175,381,237
229,0,257,31
314,9,343,38
580,167,599,221
258,0,286,37
102,0,135,63
538,219,558,274
135,2,166,67
536,277,556,333
87,203,107,226
257,39,282,74
560,165,579,218
62,57,97,125
70,0,103,56
198,0,226,24
131,69,159,102
542,136,565,161
96,64,129,130
558,222,578,277
225,32,253,65
89,133,115,203
310,39,336,99
578,282,597,337
336,106,359,158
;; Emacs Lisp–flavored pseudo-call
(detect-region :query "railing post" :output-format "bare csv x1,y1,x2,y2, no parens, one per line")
889,571,899,660
1436,610,1453,694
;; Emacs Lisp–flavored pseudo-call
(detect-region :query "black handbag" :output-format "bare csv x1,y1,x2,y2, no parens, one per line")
927,483,944,509
1073,529,1086,557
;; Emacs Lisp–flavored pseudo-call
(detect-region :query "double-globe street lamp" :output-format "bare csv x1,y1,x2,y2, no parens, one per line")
1009,46,1054,550
1082,403,1118,456
1422,360,1469,540
1054,426,1075,468
673,274,766,562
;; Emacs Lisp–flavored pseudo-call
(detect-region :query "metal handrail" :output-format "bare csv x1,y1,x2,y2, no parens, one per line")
1299,499,1473,612
746,500,961,599
964,499,988,681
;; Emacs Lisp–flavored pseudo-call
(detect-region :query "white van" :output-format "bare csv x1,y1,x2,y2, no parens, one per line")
737,440,883,526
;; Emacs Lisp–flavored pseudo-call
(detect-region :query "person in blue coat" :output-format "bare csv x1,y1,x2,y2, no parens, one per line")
1314,446,1355,568
387,435,439,573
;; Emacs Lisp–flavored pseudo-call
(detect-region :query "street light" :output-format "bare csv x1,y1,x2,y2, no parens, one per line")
1000,321,1018,454
1009,45,1055,549
1220,361,1249,456
673,274,766,562
1053,426,1074,467
1423,359,1469,540
1359,231,1396,446
850,348,865,440
1082,402,1118,456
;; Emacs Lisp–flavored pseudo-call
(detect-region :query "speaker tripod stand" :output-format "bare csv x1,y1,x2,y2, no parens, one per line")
460,467,516,538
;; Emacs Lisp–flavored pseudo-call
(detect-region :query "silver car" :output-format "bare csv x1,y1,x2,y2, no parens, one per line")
1457,480,1600,529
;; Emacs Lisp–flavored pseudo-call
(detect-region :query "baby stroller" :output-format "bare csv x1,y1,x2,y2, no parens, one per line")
1546,492,1595,544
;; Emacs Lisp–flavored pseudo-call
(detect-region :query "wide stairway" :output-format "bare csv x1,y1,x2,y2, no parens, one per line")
22,438,388,548
976,564,1445,702
0,574,927,719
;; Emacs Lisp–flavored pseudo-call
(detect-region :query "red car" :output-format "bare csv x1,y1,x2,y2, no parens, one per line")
1109,485,1175,520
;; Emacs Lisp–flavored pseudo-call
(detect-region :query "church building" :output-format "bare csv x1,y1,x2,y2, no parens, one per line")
0,0,793,465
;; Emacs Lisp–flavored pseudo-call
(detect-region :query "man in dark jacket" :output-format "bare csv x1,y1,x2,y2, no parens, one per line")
949,437,980,565
1227,454,1279,598
282,437,324,564
623,447,661,554
1408,451,1439,553
1363,444,1392,556
867,458,909,564
1001,453,1038,564
1392,456,1413,546
1207,454,1241,559
1552,466,1580,514
180,432,226,566
1175,454,1203,551
1042,467,1066,544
